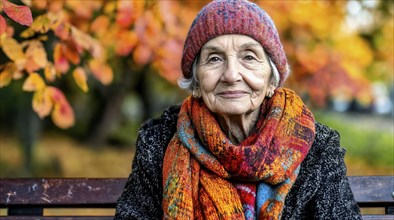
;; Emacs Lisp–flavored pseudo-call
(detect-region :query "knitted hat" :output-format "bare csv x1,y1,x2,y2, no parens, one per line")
181,0,289,87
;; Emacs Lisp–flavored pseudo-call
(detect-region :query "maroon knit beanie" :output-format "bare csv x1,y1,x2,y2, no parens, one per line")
181,0,289,87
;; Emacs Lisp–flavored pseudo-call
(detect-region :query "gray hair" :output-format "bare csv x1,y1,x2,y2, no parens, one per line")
178,56,280,92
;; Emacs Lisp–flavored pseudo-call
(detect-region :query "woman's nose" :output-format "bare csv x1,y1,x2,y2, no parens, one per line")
221,57,241,84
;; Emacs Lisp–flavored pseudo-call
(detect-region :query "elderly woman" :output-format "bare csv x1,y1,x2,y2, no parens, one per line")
115,0,362,219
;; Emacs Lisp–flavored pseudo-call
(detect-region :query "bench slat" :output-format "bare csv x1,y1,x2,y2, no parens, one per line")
0,178,126,207
362,215,394,220
348,176,394,206
2,176,393,207
1,176,393,218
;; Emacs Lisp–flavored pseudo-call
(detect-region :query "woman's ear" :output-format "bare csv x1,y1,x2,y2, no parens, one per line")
192,87,201,98
266,83,277,98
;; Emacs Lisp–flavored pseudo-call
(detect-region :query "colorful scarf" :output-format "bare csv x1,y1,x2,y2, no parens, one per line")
162,88,316,220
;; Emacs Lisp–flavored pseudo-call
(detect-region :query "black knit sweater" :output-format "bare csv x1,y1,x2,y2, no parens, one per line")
114,105,362,220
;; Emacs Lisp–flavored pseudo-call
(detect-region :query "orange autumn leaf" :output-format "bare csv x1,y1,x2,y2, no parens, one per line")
90,15,110,37
53,43,70,73
296,45,329,73
32,88,53,118
115,30,138,56
61,41,81,65
135,12,163,48
72,67,89,92
88,59,113,85
52,102,74,129
0,15,6,35
31,0,47,10
22,72,46,92
2,0,33,26
133,44,152,65
116,1,144,28
155,39,183,84
65,0,101,20
47,86,75,129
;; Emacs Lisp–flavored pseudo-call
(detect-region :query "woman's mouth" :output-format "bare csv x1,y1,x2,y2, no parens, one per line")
217,90,249,98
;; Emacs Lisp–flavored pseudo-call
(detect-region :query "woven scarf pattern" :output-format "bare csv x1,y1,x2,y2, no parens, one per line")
163,88,316,220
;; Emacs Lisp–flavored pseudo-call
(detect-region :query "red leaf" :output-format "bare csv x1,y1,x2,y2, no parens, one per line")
0,15,6,35
2,0,33,26
47,86,75,129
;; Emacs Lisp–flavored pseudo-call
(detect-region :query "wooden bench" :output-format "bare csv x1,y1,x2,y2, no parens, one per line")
0,176,393,219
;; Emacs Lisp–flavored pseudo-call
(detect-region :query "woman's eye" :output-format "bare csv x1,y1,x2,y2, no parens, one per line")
208,56,221,63
243,55,256,61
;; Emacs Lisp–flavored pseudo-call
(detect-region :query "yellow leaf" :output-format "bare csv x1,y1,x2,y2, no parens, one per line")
0,63,15,88
20,28,35,38
20,14,52,38
70,26,102,59
104,1,117,14
72,67,89,92
25,40,48,69
21,0,32,7
1,62,23,80
31,14,51,33
44,62,57,82
88,59,113,85
31,0,47,10
2,37,25,62
0,34,6,48
32,88,53,118
22,72,46,92
47,86,75,129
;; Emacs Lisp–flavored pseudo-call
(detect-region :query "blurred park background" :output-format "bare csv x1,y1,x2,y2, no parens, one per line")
0,0,393,182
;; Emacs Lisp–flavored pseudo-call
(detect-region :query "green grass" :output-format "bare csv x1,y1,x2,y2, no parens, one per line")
314,110,393,170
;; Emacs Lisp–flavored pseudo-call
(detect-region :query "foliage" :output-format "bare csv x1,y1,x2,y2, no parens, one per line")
1,0,392,129
315,110,393,169
260,1,393,106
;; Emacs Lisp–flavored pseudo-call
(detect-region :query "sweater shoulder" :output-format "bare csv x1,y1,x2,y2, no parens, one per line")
136,105,180,154
138,105,180,139
302,121,346,168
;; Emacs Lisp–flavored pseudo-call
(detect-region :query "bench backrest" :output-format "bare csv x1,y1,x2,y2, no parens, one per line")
1,176,393,219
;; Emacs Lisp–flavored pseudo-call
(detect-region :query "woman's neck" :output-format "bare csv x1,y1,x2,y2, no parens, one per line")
216,109,260,145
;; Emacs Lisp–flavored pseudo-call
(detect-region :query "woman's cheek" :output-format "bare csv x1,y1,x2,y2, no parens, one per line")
199,71,220,93
243,73,267,91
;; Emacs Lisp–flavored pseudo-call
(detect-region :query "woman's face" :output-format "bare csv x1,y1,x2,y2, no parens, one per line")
196,34,275,117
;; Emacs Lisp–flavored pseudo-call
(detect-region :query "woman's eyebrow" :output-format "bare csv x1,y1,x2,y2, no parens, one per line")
240,43,262,50
201,45,222,53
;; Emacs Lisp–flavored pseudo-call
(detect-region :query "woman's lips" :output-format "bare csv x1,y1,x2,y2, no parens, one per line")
217,90,249,98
